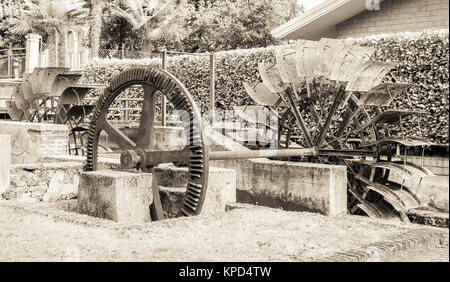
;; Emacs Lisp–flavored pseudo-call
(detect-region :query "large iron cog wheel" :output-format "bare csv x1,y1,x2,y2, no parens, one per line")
84,67,209,219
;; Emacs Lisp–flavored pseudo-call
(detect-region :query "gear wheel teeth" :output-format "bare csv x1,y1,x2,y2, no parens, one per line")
153,72,166,90
162,81,177,96
136,68,146,81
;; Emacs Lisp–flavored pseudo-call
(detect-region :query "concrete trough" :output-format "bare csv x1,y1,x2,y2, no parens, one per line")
211,158,347,216
205,127,348,216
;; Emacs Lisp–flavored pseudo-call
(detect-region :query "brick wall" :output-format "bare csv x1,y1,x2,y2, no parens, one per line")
335,0,449,38
39,128,69,156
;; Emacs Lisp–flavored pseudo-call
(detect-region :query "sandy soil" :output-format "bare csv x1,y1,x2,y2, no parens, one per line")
1,200,446,262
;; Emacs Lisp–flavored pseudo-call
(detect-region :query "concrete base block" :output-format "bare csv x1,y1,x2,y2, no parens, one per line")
156,165,237,217
77,170,153,223
0,135,11,194
203,167,236,214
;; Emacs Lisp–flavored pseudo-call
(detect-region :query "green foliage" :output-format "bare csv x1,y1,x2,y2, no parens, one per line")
10,0,89,37
358,30,449,144
86,0,106,57
83,30,449,144
1,0,300,53
0,0,26,48
97,0,302,53
180,0,302,53
105,0,190,52
99,7,146,50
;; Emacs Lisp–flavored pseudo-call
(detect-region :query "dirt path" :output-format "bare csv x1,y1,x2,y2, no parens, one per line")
0,200,447,262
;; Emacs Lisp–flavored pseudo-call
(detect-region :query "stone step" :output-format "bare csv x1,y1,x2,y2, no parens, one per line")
407,209,449,228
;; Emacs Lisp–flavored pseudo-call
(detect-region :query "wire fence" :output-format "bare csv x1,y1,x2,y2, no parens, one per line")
83,50,216,125
0,47,26,79
1,41,216,126
39,45,208,69
97,49,157,60
40,43,66,68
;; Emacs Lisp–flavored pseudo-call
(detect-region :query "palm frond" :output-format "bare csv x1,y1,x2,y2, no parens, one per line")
111,8,141,29
121,0,143,18
12,0,89,38
10,18,34,35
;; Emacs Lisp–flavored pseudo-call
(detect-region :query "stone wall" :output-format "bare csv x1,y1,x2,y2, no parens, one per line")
99,126,185,151
2,162,83,202
402,156,449,176
0,121,69,164
335,0,449,38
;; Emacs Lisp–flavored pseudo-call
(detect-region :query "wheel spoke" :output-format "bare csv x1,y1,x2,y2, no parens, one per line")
315,84,346,146
285,87,313,147
103,120,136,149
136,85,157,150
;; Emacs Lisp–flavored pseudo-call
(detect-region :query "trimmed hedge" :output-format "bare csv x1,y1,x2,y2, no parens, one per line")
82,29,449,144
358,30,449,145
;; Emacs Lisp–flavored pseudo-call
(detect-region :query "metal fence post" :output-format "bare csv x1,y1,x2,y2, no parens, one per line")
210,52,215,125
124,91,129,123
7,44,12,78
161,50,167,126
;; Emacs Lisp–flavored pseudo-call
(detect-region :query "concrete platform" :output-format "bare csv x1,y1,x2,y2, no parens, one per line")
0,121,68,164
156,165,236,217
77,166,236,222
0,135,11,194
78,170,154,224
47,151,346,216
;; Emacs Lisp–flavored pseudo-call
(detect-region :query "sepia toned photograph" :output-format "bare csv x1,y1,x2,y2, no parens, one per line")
0,0,448,268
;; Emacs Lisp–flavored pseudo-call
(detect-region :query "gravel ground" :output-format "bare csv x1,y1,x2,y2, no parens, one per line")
0,200,447,262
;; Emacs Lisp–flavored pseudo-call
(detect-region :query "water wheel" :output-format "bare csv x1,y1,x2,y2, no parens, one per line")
5,67,101,155
235,38,435,221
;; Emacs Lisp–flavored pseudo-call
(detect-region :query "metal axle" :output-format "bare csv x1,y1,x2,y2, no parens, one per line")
209,148,318,160
120,147,319,169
